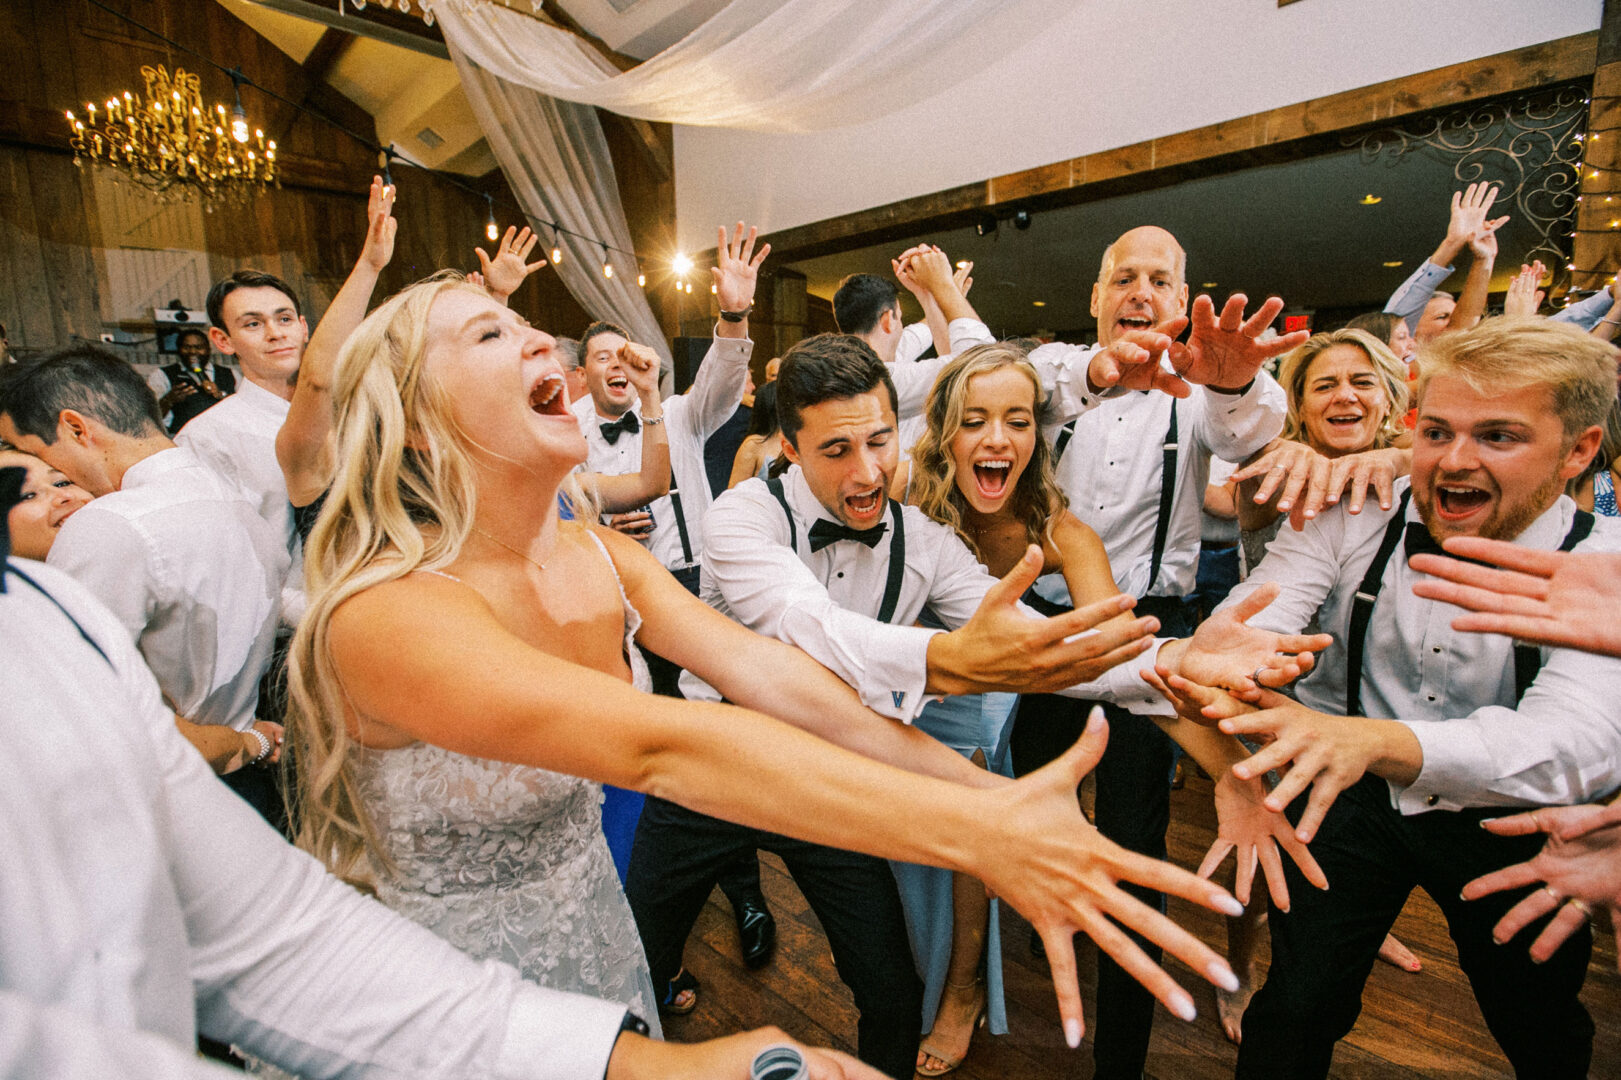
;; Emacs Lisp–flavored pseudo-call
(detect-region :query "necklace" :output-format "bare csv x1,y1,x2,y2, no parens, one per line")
475,527,550,572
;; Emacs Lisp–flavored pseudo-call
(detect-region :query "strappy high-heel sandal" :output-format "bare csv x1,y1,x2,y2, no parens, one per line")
916,977,987,1077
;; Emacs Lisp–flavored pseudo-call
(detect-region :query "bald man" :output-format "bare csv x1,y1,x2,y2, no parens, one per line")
1014,225,1301,1080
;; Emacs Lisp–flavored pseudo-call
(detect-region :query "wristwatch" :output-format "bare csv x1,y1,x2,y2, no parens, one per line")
719,305,753,323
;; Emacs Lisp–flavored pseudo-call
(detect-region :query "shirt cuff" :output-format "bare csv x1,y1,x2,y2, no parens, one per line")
855,622,942,722
493,983,627,1080
709,325,756,348
947,318,994,353
1056,636,1174,716
1389,719,1495,814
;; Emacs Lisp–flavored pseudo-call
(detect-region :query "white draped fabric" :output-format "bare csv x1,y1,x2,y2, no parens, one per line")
430,0,1074,132
447,49,673,366
427,0,1068,363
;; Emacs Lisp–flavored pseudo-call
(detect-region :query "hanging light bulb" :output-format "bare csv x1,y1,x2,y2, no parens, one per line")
672,252,693,277
550,230,563,264
637,272,647,288
711,282,718,295
229,73,250,144
483,195,499,242
600,243,614,279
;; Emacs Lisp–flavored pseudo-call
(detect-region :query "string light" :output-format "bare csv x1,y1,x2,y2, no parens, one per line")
483,194,498,242
672,253,693,277
637,272,647,288
600,243,614,279
229,71,250,144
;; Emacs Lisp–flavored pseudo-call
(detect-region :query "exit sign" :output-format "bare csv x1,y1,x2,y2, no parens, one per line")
1284,314,1312,334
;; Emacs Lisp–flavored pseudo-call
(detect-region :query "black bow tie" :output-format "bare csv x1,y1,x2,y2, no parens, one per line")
1403,520,1494,568
599,412,640,445
807,517,889,553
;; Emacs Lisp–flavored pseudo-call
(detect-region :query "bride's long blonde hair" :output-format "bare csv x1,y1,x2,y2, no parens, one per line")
284,271,587,883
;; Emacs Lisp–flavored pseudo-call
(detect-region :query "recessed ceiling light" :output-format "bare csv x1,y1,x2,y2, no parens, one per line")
1201,282,1218,289
1031,300,1047,307
1359,194,1383,205
1382,260,1403,267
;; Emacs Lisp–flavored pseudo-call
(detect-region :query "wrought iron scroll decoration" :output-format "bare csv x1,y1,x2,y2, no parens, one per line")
1341,83,1588,292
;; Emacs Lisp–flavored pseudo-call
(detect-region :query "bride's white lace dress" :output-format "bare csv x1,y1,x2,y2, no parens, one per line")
357,543,661,1033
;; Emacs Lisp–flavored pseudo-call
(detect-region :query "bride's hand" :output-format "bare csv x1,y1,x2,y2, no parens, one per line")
977,708,1243,1044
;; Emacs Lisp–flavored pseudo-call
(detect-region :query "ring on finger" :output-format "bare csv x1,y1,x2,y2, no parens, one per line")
1251,666,1267,688
1543,884,1563,903
1567,898,1593,920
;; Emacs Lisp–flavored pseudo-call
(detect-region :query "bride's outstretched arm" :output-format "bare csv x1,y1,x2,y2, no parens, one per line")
594,526,999,789
329,570,1241,1042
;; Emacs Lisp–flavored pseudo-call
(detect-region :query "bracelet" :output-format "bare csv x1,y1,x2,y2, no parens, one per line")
246,728,272,767
719,305,753,323
641,414,665,426
1601,317,1621,327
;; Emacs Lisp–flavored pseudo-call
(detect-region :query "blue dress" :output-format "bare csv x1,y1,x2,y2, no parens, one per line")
889,642,1017,1037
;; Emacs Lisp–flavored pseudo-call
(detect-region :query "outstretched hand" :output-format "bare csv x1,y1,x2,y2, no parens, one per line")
1087,315,1195,398
1168,294,1308,391
1409,541,1621,659
1503,261,1547,318
476,225,546,301
360,175,397,274
1231,442,1409,526
1202,770,1329,911
1445,182,1503,256
1157,583,1333,695
712,221,769,314
928,546,1160,697
1461,805,1621,966
987,709,1245,1043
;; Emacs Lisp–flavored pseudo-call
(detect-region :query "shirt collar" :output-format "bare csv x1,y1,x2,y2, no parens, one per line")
235,375,292,417
783,463,881,532
119,446,190,488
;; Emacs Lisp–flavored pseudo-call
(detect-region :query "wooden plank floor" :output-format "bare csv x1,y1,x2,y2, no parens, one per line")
660,772,1621,1078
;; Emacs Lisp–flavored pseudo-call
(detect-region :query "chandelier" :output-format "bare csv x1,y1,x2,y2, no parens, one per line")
65,66,277,203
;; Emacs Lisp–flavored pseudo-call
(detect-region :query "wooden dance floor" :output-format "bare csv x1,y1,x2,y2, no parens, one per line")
661,771,1621,1078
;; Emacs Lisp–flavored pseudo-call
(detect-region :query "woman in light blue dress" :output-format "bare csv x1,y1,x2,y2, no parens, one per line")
900,342,1142,1075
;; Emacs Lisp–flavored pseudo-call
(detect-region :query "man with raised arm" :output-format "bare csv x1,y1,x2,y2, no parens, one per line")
1189,318,1621,1079
1007,224,1304,1080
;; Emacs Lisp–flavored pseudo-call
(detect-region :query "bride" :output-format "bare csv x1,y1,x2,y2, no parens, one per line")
283,230,1249,1055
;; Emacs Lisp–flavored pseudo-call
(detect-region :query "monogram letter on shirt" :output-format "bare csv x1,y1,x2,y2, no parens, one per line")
891,690,906,710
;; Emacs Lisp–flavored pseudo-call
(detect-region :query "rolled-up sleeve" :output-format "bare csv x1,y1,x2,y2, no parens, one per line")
1384,260,1454,330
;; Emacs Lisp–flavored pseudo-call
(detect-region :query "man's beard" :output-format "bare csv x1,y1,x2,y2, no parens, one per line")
1416,469,1566,544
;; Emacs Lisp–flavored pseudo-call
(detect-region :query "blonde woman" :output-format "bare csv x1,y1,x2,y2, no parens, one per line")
284,261,1252,1067
906,344,1327,1068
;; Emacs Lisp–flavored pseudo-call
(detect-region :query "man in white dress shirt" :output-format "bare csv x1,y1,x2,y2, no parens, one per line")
1010,224,1303,1080
1206,318,1621,1078
179,269,309,621
0,345,290,821
0,470,879,1080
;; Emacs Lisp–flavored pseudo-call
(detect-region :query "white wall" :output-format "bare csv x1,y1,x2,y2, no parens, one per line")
673,0,1600,252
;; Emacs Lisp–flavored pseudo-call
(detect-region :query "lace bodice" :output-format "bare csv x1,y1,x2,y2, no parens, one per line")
356,533,658,1029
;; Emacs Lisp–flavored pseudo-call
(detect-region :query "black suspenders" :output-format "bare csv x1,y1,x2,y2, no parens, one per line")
764,477,908,624
667,484,694,566
1345,490,1595,716
1052,398,1179,596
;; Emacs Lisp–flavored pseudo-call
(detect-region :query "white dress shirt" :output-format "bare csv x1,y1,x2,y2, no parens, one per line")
572,332,752,571
1030,350,1286,602
0,558,627,1080
1222,479,1621,813
175,376,304,622
685,465,1165,720
46,447,287,731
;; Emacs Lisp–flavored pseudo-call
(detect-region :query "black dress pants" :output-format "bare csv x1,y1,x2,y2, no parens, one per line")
1236,775,1594,1079
626,795,923,1079
1008,594,1193,1080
